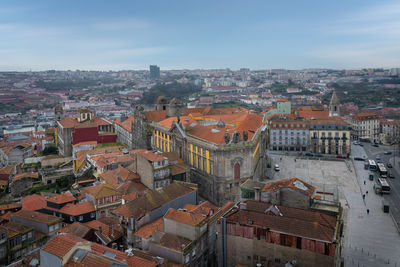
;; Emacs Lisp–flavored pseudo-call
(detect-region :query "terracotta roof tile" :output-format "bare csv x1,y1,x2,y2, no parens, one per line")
156,232,191,252
134,217,164,239
225,201,337,242
99,166,140,188
164,208,206,226
261,177,315,197
59,202,95,216
112,182,194,219
85,220,122,243
143,110,167,121
42,234,87,258
57,222,93,238
11,209,62,225
81,184,120,199
136,150,167,162
114,114,134,132
47,192,76,204
11,172,38,185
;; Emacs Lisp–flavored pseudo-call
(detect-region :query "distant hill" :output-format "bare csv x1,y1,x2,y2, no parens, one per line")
141,82,202,104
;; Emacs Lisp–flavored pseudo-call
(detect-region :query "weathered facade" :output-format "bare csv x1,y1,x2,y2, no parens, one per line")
309,118,351,156
219,201,342,267
151,112,267,206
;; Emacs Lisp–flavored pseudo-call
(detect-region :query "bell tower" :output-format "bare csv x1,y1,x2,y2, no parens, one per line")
329,90,340,117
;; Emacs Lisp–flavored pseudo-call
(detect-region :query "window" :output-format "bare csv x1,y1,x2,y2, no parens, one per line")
91,212,95,218
79,216,83,221
21,235,26,241
70,216,74,222
234,163,240,179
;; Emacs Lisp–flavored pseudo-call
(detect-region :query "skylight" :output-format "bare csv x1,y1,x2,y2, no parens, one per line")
293,180,308,191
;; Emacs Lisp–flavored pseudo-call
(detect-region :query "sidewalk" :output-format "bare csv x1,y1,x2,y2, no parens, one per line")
343,144,400,267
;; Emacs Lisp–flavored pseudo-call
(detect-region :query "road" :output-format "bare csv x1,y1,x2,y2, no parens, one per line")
359,142,400,232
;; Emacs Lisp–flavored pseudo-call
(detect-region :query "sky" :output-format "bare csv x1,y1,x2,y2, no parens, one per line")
0,0,399,71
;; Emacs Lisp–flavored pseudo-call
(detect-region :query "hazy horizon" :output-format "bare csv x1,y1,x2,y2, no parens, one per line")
1,0,400,71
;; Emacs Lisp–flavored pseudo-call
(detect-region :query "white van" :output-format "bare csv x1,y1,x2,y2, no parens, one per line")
274,164,280,171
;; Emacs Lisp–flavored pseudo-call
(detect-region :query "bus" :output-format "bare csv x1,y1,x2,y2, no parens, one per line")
368,160,377,171
374,178,390,194
377,163,388,177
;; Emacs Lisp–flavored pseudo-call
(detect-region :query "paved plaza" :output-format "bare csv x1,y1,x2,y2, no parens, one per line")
264,149,400,267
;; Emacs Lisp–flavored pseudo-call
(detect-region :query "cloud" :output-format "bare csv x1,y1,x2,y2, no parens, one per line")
90,18,152,31
311,1,400,68
308,44,400,68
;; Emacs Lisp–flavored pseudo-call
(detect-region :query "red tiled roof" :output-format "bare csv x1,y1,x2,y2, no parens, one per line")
112,182,194,219
134,217,163,239
352,112,378,121
156,112,263,145
156,232,191,252
11,209,62,225
99,166,140,188
42,234,87,258
85,220,123,242
0,203,21,211
59,202,95,216
81,184,120,199
136,150,167,162
47,192,76,205
11,172,38,185
261,177,315,197
114,114,134,133
164,208,206,226
227,200,337,242
57,222,93,238
143,110,167,121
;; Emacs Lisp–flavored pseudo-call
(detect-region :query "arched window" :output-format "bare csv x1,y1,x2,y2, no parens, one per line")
234,163,240,179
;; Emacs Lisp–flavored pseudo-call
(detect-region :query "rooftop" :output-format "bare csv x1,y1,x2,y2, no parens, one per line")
112,182,195,219
11,209,62,225
134,217,163,239
261,177,316,197
164,208,206,227
22,194,47,211
82,183,120,199
47,192,76,205
225,200,337,242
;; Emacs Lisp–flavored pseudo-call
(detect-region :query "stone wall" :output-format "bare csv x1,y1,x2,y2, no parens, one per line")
222,235,335,267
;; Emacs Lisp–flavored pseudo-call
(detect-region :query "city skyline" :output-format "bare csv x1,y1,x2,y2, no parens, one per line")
1,0,400,71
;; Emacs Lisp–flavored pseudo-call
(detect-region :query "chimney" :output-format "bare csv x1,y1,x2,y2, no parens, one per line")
254,186,261,201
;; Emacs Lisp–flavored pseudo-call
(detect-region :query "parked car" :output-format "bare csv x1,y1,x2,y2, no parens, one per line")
305,152,313,157
369,174,374,181
388,172,395,179
372,144,379,147
384,151,392,155
354,157,365,161
274,164,280,171
353,141,360,145
359,143,364,146
387,163,393,168
336,154,343,159
314,154,323,157
376,155,381,160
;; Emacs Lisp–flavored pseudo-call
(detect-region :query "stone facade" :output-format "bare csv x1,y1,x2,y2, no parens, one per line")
349,113,380,142
309,120,351,156
152,121,267,206
269,119,309,151
132,106,153,149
